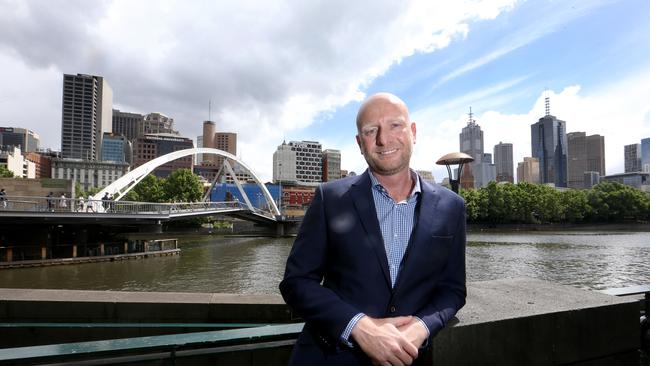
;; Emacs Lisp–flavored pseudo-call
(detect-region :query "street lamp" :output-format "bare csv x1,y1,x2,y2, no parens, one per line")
436,152,474,194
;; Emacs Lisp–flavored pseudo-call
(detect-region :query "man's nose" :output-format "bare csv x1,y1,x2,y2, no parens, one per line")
376,127,388,146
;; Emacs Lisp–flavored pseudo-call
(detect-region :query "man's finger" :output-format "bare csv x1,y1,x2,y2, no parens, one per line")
381,315,413,327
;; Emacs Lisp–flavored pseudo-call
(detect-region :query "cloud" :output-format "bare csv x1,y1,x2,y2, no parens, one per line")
432,0,615,89
412,69,650,183
0,0,517,180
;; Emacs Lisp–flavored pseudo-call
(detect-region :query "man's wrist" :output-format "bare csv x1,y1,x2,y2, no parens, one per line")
340,313,366,347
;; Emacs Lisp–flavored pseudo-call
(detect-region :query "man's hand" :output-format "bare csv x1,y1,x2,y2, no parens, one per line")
397,318,429,349
351,316,419,366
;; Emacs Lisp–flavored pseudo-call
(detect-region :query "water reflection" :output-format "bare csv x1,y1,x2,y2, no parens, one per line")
0,231,648,293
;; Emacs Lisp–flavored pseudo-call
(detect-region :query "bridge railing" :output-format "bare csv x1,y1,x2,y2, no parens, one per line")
0,196,250,215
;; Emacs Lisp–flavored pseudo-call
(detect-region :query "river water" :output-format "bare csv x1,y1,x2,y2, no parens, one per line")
1,230,649,293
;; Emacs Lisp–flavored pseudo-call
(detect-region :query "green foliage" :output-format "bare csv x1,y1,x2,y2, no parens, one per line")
128,174,165,202
460,181,649,224
162,169,203,202
0,165,14,178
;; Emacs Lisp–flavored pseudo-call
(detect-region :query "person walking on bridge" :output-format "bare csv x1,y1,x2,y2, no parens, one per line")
280,93,467,365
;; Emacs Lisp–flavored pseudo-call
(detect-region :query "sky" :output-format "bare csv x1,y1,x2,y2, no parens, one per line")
1,0,649,182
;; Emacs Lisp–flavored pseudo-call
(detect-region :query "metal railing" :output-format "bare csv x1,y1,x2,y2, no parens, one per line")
0,322,304,365
0,195,257,216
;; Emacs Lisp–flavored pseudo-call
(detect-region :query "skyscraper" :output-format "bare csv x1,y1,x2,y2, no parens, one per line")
459,108,494,188
322,149,341,182
0,127,40,153
273,140,323,184
517,157,540,184
494,142,514,183
642,138,650,173
530,98,567,187
61,74,113,160
112,109,144,141
459,108,483,163
624,143,641,172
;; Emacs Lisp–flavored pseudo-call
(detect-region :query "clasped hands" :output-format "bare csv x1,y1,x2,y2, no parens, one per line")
351,315,428,366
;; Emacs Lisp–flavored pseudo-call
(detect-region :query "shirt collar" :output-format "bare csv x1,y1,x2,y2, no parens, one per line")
368,169,421,199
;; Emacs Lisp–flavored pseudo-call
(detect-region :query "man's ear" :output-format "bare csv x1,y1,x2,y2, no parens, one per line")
356,135,363,154
410,122,417,144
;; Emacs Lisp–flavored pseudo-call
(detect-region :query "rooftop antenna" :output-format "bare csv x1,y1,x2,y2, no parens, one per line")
468,106,476,126
544,89,550,117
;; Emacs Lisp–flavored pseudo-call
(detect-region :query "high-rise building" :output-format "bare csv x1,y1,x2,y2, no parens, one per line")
459,109,494,188
0,146,35,178
584,171,600,189
641,138,650,173
214,132,237,167
459,108,483,163
132,133,194,177
273,140,322,184
273,141,297,183
202,121,216,164
530,98,567,187
101,132,131,164
625,143,641,173
322,149,341,182
61,74,113,160
195,135,203,165
517,157,540,184
112,109,144,141
0,127,40,153
567,132,605,189
141,113,177,136
494,142,514,183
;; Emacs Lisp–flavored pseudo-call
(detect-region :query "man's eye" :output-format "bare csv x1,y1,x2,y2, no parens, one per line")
363,129,377,136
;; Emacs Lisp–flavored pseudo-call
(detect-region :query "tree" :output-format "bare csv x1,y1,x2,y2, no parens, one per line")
162,169,203,202
126,174,165,202
0,165,14,178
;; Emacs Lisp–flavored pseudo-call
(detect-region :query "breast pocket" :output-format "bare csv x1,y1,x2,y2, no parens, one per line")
424,235,454,270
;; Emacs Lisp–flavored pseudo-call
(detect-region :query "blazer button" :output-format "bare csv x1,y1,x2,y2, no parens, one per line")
389,305,396,313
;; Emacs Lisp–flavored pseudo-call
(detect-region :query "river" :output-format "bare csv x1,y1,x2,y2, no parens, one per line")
1,230,649,293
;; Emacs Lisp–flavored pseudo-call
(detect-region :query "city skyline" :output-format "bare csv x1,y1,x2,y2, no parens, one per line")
1,1,649,182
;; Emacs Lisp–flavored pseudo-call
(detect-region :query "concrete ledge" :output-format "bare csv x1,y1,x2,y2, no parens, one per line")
433,278,640,365
0,278,641,365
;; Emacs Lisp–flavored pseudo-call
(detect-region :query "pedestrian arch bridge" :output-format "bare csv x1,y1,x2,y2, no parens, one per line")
88,147,280,222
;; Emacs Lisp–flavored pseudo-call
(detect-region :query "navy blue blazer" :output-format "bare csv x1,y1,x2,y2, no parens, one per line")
280,170,466,365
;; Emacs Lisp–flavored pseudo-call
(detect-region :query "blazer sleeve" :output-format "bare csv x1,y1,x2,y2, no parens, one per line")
415,201,467,339
279,185,360,341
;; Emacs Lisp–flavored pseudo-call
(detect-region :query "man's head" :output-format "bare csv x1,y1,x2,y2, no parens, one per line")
356,93,416,177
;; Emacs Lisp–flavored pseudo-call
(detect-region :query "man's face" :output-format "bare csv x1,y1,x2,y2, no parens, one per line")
356,97,416,176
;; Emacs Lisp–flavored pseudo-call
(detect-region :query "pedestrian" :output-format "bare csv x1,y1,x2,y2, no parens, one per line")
59,193,67,209
46,192,54,212
280,93,466,365
0,188,6,209
102,192,111,212
86,195,95,213
78,196,85,212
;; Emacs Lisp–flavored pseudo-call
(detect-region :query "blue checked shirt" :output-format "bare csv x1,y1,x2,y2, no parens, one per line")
341,170,429,345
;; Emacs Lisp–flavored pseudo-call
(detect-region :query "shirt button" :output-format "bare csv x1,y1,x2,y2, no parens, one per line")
390,305,396,313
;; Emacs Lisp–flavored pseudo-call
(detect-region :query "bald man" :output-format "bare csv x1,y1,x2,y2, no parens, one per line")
280,93,466,365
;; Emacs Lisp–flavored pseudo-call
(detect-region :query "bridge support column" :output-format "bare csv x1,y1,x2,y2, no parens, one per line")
124,242,128,254
100,244,105,256
276,222,285,237
40,245,46,260
6,248,12,262
72,245,77,258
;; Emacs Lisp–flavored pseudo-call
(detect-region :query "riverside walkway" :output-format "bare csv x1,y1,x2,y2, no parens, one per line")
0,278,644,365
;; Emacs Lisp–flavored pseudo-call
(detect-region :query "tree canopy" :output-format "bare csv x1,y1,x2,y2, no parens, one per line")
460,181,650,224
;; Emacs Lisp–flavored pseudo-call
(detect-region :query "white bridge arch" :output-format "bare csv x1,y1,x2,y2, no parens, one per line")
92,148,280,217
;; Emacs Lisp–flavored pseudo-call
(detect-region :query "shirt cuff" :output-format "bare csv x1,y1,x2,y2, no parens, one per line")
340,313,366,347
414,316,431,348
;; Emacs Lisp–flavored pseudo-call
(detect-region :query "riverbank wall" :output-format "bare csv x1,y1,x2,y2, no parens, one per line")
0,278,641,365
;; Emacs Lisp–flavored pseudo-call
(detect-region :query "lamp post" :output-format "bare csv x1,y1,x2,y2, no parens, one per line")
436,152,474,194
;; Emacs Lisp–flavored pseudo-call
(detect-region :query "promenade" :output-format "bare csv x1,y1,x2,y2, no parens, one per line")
0,278,644,365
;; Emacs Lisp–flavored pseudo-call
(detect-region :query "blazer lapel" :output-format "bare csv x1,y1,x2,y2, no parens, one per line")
351,171,392,289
